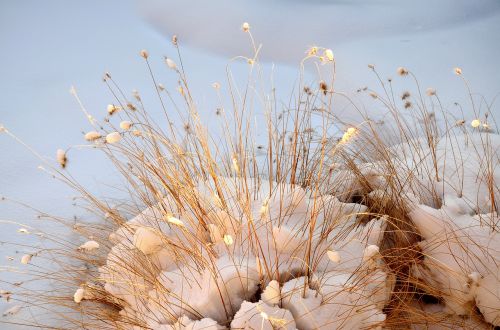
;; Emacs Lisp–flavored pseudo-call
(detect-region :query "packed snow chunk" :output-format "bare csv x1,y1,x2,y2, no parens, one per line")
158,315,224,330
261,280,281,306
410,204,500,325
474,271,500,326
231,300,296,330
133,226,164,255
78,240,100,252
281,276,386,329
318,216,387,274
327,250,341,263
100,242,157,310
152,255,260,324
396,133,500,212
363,245,380,262
272,225,301,253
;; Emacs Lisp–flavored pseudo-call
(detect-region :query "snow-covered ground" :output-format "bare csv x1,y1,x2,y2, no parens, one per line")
1,0,499,328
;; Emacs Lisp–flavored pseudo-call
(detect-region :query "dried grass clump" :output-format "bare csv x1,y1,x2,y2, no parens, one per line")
1,26,499,330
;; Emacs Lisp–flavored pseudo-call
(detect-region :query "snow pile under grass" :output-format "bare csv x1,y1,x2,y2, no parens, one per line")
97,178,391,329
85,133,499,329
331,132,500,327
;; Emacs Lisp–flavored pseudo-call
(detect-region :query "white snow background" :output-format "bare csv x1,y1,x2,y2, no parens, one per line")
0,0,499,328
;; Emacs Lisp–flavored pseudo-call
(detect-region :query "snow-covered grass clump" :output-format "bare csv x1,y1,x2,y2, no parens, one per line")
1,26,499,329
98,178,390,329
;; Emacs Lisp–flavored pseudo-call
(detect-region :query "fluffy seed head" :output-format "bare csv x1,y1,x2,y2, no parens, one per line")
18,228,29,234
324,49,334,61
307,46,318,56
166,215,184,227
140,49,149,59
105,132,121,144
241,22,250,32
397,67,409,76
426,88,436,96
232,155,239,173
165,57,177,70
319,81,328,95
56,149,67,168
21,254,32,265
107,104,120,115
468,272,481,285
471,119,481,128
223,234,234,246
119,121,132,131
84,131,102,141
454,67,462,75
73,288,84,303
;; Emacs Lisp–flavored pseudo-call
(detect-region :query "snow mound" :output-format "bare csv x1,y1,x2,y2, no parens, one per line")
96,178,392,329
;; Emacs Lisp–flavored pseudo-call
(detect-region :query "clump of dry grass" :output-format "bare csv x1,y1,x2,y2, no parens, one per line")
0,25,498,330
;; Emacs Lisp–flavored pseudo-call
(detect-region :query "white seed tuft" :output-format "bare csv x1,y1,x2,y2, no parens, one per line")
21,254,32,265
107,104,120,115
341,127,357,143
165,58,177,70
471,119,481,128
166,215,184,227
84,131,102,141
324,49,334,62
56,149,67,168
119,121,132,131
241,22,250,32
223,234,234,246
106,132,122,144
397,67,409,76
74,288,85,303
